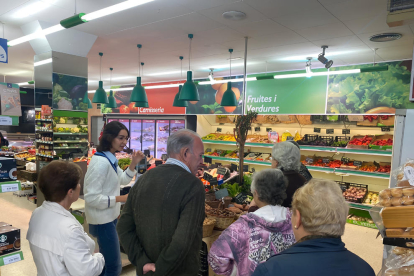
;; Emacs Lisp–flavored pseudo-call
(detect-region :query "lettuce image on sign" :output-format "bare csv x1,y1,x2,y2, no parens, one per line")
0,38,8,64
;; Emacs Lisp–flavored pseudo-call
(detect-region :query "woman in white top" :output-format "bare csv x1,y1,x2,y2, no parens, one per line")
84,121,144,276
27,161,105,276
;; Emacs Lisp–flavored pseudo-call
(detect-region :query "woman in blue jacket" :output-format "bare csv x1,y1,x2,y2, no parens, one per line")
252,179,375,276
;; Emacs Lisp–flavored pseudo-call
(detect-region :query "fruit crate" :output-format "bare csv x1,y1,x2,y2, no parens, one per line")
297,134,319,145
346,183,369,203
315,136,334,146
369,134,393,151
346,135,374,150
336,181,349,193
335,136,351,142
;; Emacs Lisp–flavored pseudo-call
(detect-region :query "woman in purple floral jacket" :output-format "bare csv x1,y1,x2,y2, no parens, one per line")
208,169,295,276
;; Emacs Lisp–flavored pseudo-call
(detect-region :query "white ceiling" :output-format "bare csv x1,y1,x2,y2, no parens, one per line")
1,0,413,89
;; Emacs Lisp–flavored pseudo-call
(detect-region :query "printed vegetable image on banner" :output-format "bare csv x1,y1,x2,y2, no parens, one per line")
186,77,243,115
52,73,88,111
0,83,21,116
327,61,414,114
101,89,137,114
245,70,327,114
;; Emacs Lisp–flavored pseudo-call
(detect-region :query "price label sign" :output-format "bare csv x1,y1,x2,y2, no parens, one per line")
234,192,248,204
266,128,272,132
314,128,321,133
255,127,261,132
1,183,19,193
326,129,334,134
305,157,314,164
353,160,362,167
217,167,227,175
217,128,222,132
3,253,22,265
381,127,391,132
342,129,351,134
215,188,229,199
230,163,238,172
204,156,212,164
242,165,249,172
322,158,330,164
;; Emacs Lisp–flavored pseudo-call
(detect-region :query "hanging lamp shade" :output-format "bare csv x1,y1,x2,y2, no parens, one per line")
135,101,149,108
92,81,108,104
220,81,238,106
130,77,148,103
179,71,199,101
106,90,117,108
173,85,188,107
82,91,93,109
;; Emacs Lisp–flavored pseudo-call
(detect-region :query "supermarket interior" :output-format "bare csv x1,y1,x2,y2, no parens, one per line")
1,0,414,275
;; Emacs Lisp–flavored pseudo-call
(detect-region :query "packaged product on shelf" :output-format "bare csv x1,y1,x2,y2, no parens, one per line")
293,131,301,141
383,247,414,275
0,225,21,256
280,130,292,142
342,184,368,203
267,132,279,143
0,158,17,182
379,187,414,207
391,159,414,187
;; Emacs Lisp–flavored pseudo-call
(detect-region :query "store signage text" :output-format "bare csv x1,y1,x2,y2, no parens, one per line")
139,107,165,114
246,95,280,113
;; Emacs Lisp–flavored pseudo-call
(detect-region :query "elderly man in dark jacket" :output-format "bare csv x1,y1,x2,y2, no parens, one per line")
117,129,205,276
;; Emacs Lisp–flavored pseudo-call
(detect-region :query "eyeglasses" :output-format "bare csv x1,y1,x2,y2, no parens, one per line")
116,136,130,142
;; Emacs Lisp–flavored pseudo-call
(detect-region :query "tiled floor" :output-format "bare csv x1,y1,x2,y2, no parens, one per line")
0,192,383,275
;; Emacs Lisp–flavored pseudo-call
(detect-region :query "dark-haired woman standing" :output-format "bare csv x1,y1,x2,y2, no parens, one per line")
84,121,144,276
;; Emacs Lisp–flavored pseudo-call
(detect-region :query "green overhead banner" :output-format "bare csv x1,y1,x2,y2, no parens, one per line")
245,69,328,114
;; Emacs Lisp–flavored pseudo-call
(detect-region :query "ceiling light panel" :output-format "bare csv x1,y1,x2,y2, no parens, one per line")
12,0,57,19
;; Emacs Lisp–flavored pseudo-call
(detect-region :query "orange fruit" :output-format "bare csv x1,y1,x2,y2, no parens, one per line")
224,106,237,113
211,77,224,90
215,83,241,105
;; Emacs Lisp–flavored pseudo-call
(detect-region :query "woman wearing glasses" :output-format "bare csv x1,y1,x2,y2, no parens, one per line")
84,121,145,276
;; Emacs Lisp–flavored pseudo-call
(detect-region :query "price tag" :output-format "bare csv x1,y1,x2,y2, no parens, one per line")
305,157,314,164
326,129,334,134
381,127,391,132
404,166,414,180
215,162,222,166
1,183,19,193
231,163,238,172
341,157,350,163
322,158,330,164
234,192,248,204
353,160,362,167
205,148,212,153
243,165,249,172
3,253,22,265
204,156,212,164
342,129,351,134
209,178,218,187
217,128,222,132
215,188,229,199
255,127,261,132
219,123,224,125
217,167,227,175
314,128,321,133
266,128,272,132
286,136,294,141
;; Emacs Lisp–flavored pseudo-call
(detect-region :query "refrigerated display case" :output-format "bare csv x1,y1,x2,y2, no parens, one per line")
130,120,142,151
170,120,185,133
142,120,155,157
108,118,118,123
156,120,169,158
119,119,130,132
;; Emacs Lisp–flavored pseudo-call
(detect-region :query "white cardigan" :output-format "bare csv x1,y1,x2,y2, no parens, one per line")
27,201,104,276
84,154,135,224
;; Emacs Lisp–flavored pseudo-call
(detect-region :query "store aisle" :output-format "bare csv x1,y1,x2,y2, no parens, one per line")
0,192,382,275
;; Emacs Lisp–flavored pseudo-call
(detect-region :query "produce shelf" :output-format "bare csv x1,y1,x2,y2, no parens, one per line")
53,133,88,135
202,140,392,156
0,251,24,266
54,147,83,150
35,118,52,122
0,181,21,193
53,140,88,143
36,130,53,133
346,219,377,229
36,153,54,158
35,140,53,145
346,202,373,211
203,155,390,179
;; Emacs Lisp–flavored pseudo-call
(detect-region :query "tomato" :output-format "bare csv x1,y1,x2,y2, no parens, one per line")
119,105,130,114
128,102,138,113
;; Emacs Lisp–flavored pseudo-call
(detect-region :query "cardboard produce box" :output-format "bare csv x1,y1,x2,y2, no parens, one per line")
0,158,17,182
346,135,374,150
0,226,21,256
369,134,393,151
378,115,395,127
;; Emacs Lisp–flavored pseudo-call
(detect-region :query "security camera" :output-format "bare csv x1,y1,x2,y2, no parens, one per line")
318,46,333,69
208,68,214,81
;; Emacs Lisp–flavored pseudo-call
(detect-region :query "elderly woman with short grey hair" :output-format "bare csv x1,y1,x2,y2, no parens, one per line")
208,169,295,276
271,142,307,208
252,179,375,276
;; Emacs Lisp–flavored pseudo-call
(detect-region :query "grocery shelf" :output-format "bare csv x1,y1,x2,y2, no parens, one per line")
346,202,373,211
54,147,83,150
202,140,392,156
35,118,52,122
53,133,88,135
36,130,53,133
35,140,53,145
203,155,390,179
36,153,54,158
0,181,21,193
0,251,24,266
53,140,88,143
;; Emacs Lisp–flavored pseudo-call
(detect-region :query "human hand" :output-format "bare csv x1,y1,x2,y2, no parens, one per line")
130,150,145,169
143,263,156,274
116,194,128,203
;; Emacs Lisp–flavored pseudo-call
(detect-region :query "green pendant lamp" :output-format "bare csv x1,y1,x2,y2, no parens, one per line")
179,34,199,101
220,49,238,107
130,44,148,106
93,52,109,104
134,62,148,107
173,56,188,107
135,101,149,108
106,68,117,108
82,90,93,109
